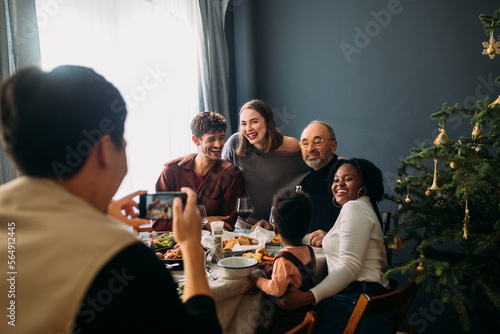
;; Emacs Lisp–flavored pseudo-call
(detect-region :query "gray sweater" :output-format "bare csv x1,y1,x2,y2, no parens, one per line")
222,133,309,222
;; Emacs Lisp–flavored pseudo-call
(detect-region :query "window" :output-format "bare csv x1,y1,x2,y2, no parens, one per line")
36,0,200,198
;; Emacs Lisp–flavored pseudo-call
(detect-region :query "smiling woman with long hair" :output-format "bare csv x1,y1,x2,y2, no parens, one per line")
222,99,309,228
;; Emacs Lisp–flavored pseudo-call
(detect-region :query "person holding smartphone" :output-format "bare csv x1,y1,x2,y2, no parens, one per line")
0,66,221,334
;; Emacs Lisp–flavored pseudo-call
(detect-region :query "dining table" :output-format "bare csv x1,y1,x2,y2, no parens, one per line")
169,240,328,334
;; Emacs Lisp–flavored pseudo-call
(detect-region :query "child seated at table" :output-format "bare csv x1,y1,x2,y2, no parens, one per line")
244,188,317,333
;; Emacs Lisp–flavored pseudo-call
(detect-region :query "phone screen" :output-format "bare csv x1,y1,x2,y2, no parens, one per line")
138,192,187,220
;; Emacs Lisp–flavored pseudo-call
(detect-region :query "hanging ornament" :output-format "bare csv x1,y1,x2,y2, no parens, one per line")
472,123,482,139
450,161,458,169
482,30,500,59
433,128,452,145
425,188,432,197
462,199,470,239
405,183,411,203
388,235,406,256
417,252,425,271
429,159,440,190
396,177,403,185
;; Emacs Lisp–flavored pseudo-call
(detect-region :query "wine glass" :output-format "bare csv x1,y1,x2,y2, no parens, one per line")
236,196,254,233
268,206,282,247
196,205,209,229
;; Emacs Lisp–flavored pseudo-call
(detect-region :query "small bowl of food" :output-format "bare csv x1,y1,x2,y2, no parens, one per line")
217,256,258,279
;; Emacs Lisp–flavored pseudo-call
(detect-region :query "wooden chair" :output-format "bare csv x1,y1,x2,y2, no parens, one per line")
343,281,419,334
285,310,319,334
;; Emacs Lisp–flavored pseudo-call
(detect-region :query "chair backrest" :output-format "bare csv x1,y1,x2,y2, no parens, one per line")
343,281,419,334
285,310,319,334
379,210,391,235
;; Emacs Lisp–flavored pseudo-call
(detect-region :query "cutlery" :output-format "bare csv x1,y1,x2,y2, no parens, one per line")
205,265,218,281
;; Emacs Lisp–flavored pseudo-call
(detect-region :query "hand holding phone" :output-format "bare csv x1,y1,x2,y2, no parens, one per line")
139,192,187,220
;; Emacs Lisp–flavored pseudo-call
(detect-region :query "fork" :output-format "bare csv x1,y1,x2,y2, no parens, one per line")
205,265,218,281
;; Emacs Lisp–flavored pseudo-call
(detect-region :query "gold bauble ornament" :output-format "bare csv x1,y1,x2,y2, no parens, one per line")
425,188,432,197
417,253,425,271
405,196,411,203
472,124,482,138
396,177,402,185
450,161,458,169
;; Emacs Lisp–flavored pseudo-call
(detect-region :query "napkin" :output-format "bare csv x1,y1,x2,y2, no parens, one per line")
201,230,268,251
248,226,275,243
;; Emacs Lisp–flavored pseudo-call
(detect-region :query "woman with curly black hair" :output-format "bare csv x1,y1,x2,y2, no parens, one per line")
277,158,393,334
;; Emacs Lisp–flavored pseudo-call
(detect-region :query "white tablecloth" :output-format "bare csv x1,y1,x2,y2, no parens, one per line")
170,245,327,334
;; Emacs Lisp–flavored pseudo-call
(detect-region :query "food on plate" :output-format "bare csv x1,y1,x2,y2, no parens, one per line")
153,232,175,250
271,234,281,244
222,235,257,250
156,244,182,260
242,248,275,264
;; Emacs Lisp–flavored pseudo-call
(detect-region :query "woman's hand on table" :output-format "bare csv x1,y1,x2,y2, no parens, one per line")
310,229,327,247
108,190,148,229
252,219,273,231
276,288,315,310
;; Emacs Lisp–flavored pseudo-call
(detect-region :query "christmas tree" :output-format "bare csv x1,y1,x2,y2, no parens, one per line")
385,10,500,331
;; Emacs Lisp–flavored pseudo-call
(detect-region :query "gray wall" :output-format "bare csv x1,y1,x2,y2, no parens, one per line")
226,1,500,333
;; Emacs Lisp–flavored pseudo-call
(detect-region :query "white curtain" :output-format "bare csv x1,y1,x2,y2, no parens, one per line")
0,0,41,184
36,0,201,198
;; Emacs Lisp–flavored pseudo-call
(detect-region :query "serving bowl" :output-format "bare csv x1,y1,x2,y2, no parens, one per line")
217,256,258,279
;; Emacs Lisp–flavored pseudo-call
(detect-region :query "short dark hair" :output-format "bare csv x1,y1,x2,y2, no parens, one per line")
0,65,127,180
272,189,313,242
190,111,227,139
329,158,384,202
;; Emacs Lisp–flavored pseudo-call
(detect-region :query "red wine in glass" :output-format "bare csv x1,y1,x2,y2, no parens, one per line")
237,210,253,220
236,197,254,233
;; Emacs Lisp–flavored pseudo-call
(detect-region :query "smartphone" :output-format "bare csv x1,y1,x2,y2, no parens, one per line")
139,192,187,220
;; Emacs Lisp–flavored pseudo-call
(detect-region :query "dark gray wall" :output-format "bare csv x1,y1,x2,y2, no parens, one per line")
227,1,500,333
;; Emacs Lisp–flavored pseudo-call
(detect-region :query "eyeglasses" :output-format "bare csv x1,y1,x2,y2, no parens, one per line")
300,138,327,149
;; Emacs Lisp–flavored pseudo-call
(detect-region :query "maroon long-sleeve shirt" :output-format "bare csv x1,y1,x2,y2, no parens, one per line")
154,155,244,231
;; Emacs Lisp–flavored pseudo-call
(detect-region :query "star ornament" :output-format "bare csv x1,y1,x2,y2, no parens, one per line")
482,34,500,59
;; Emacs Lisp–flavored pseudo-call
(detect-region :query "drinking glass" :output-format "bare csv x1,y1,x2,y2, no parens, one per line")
196,205,209,229
236,196,254,233
269,206,282,247
268,206,276,230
